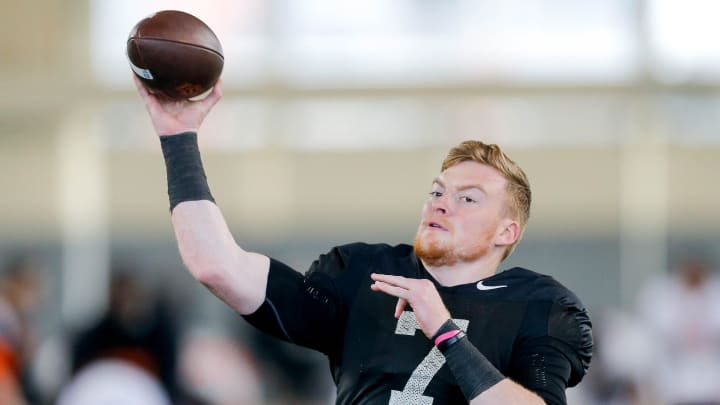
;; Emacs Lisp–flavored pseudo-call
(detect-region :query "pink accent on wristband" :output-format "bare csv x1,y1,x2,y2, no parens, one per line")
434,330,460,346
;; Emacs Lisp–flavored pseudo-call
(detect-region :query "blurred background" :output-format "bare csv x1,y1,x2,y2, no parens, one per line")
1,0,720,404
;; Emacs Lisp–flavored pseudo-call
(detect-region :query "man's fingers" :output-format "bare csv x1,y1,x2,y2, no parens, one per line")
199,82,223,111
132,75,163,114
371,276,411,318
394,298,408,319
371,273,411,288
370,280,407,300
132,74,146,92
132,75,152,103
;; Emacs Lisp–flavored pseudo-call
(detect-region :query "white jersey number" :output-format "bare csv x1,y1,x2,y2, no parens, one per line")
388,311,469,405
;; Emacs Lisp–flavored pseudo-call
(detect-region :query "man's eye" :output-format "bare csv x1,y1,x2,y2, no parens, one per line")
429,191,442,198
460,196,476,203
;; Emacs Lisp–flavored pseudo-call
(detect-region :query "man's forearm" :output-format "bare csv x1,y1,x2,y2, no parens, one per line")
172,199,270,316
469,379,545,405
163,133,270,315
434,320,546,405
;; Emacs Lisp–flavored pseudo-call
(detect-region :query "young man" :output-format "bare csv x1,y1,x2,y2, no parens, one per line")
134,77,592,405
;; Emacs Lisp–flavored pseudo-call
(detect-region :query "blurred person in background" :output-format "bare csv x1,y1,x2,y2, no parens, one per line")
245,325,334,404
178,327,264,405
56,358,171,405
635,253,720,405
68,264,184,403
568,311,652,405
133,77,593,405
0,254,44,405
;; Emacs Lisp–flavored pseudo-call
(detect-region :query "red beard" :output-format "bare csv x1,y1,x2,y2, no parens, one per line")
413,230,491,267
414,236,457,267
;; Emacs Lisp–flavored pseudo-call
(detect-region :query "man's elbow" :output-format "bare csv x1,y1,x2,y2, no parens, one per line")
192,264,224,287
182,252,231,286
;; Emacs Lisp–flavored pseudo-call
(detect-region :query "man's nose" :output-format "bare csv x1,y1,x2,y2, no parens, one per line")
430,194,450,214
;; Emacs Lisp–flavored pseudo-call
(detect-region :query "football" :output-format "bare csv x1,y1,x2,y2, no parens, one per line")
127,10,223,99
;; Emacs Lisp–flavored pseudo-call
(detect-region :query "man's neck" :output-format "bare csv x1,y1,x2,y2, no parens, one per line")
422,256,501,287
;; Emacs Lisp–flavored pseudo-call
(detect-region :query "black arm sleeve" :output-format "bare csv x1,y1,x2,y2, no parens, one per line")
508,298,593,405
242,245,367,356
507,337,575,405
241,259,343,355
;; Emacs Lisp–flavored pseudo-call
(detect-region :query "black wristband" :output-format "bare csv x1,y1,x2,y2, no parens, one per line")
442,331,505,401
160,132,215,211
437,330,466,354
431,319,461,342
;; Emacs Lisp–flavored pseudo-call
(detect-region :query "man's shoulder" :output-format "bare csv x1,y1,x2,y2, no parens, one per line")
497,267,584,307
308,242,414,278
501,267,593,385
334,241,413,255
330,242,414,265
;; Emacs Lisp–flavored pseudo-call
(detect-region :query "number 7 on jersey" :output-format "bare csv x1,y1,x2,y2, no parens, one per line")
389,311,469,405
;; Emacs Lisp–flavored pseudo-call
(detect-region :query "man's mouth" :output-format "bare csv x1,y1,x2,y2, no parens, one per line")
428,221,448,231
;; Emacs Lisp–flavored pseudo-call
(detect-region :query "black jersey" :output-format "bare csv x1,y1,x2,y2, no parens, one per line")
243,243,593,405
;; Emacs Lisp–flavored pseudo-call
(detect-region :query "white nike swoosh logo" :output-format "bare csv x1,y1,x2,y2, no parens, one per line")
476,281,508,291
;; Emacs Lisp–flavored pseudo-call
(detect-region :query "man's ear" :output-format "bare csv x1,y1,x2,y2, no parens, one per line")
495,220,520,247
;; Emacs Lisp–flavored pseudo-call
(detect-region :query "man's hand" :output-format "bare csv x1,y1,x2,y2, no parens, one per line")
370,273,451,339
133,75,223,136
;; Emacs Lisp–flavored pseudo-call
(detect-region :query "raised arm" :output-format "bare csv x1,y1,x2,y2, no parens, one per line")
134,76,269,315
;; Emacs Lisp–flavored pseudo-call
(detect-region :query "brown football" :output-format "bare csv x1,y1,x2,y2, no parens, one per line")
127,10,223,99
